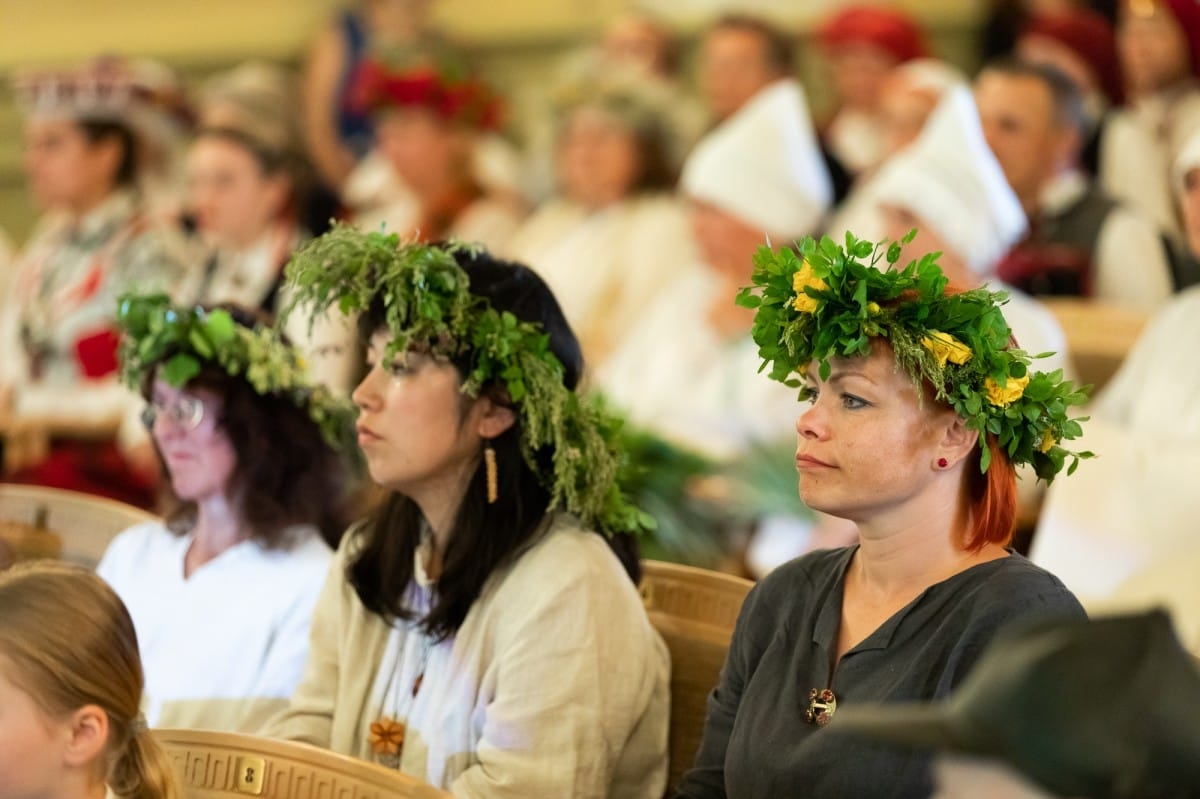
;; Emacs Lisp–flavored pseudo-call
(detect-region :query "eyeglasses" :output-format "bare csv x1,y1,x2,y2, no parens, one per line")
141,395,206,432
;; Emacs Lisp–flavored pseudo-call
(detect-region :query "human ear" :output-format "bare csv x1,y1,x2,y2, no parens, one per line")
61,704,109,768
475,398,517,440
933,414,979,470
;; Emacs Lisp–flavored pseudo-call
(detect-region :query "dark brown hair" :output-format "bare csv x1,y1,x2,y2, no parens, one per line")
348,248,640,640
711,13,796,76
78,119,138,188
144,307,356,549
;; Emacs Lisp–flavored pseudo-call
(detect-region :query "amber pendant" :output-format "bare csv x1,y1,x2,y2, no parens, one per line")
803,688,838,726
369,716,406,767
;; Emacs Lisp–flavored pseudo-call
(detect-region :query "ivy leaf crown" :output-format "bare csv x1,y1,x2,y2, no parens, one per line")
280,224,655,537
735,230,1093,483
115,293,356,451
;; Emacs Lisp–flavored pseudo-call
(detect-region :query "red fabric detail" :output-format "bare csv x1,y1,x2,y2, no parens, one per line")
817,5,927,63
1161,0,1200,77
74,327,121,378
5,440,157,510
995,242,1094,297
345,59,503,131
1021,10,1124,105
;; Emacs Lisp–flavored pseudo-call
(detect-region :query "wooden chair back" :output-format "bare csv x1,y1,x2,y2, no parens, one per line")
1041,297,1150,392
639,560,754,795
0,484,157,568
153,728,453,798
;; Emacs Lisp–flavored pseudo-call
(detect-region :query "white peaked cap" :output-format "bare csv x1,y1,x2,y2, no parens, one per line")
870,85,1027,275
681,78,833,239
1173,127,1200,196
892,58,967,97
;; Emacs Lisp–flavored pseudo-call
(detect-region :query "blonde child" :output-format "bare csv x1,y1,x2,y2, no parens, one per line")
0,561,179,799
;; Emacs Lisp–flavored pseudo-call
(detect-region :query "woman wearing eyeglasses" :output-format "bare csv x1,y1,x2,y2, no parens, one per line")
95,296,358,734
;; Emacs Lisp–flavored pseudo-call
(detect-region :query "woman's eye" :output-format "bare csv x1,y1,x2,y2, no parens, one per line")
841,394,869,410
798,386,818,404
386,360,411,377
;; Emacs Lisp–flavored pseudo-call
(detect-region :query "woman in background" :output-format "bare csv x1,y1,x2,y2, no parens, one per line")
98,296,357,733
0,59,197,505
505,75,698,367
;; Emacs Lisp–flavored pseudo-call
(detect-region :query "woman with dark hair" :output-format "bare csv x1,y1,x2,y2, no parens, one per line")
267,228,669,798
673,235,1090,799
504,75,700,368
0,59,198,505
96,296,358,733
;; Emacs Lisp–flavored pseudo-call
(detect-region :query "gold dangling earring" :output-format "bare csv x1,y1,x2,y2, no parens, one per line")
484,444,498,504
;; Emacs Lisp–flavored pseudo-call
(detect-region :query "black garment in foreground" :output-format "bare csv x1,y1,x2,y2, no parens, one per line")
674,546,1085,799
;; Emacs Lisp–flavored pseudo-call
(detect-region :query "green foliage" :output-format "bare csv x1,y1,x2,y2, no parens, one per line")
115,293,357,451
737,232,1093,483
282,225,653,537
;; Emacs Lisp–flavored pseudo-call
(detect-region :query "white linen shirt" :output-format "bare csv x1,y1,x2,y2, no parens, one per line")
97,521,331,732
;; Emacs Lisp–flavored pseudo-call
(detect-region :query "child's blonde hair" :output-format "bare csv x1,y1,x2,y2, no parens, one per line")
0,561,179,799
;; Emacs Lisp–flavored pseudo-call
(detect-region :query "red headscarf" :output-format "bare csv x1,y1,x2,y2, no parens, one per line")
817,5,927,64
1021,9,1124,105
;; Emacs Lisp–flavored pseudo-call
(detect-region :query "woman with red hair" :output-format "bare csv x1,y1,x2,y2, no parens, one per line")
673,233,1089,799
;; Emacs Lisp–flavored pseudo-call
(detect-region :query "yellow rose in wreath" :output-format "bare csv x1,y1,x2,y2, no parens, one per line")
792,260,828,313
1039,428,1056,453
921,330,973,367
984,373,1030,407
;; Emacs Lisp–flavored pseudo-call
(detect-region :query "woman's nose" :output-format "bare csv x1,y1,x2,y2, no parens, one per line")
795,401,827,440
351,367,381,412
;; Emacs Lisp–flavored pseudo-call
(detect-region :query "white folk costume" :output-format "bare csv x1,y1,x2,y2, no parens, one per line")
189,223,359,396
868,86,1074,379
600,77,830,459
0,191,195,423
683,79,832,240
0,191,196,504
1099,82,1200,239
823,58,968,246
599,268,801,462
356,190,522,254
505,195,698,369
1032,285,1200,608
1004,168,1175,309
97,521,332,732
599,78,831,572
266,515,670,798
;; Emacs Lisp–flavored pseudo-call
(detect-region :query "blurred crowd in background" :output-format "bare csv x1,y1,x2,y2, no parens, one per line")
1,0,1199,647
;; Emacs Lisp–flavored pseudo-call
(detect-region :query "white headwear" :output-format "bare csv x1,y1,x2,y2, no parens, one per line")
1173,128,1200,196
870,85,1027,275
681,78,832,239
892,58,967,98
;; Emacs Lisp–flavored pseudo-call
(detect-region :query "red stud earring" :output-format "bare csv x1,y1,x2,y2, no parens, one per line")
937,457,949,468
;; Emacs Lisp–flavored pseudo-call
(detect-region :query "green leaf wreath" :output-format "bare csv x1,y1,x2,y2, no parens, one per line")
115,293,357,450
281,224,655,537
736,231,1092,483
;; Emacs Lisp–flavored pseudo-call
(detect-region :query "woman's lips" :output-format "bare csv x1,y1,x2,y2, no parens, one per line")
795,454,834,469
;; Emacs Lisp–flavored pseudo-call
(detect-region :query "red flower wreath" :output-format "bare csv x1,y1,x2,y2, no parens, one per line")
347,59,503,132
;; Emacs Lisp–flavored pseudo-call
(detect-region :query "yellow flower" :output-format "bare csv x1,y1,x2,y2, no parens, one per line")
792,260,827,313
921,331,973,367
1039,428,1056,453
866,301,880,315
984,373,1030,407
